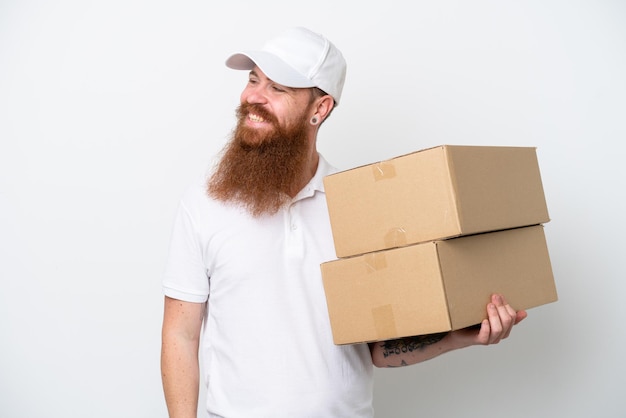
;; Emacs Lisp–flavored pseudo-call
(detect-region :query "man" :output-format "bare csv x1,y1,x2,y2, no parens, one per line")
161,27,526,418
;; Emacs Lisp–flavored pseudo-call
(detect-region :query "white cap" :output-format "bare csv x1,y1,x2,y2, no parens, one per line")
225,27,347,105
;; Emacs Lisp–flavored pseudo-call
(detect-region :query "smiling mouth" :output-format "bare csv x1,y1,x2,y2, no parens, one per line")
248,113,266,123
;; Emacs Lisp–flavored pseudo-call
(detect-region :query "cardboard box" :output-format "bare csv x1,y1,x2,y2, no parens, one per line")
321,225,557,345
324,145,550,258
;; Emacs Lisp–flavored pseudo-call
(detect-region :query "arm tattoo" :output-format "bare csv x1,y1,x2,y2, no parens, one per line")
380,332,449,358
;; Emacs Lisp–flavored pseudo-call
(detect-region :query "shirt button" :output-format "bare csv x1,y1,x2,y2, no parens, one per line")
291,224,298,230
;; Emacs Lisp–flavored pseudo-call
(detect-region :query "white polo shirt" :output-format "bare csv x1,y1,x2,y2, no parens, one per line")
163,154,374,418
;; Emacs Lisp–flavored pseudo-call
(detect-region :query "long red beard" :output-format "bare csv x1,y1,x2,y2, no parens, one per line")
207,103,311,217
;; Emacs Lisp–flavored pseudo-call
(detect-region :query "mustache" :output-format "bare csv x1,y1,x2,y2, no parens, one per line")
236,103,278,125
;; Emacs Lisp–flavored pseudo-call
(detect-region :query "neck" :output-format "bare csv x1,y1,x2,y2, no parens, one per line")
288,146,319,197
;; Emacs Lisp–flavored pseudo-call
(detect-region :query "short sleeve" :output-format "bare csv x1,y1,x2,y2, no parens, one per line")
162,200,210,303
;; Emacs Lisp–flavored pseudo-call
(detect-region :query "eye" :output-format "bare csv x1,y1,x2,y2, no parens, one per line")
271,84,286,93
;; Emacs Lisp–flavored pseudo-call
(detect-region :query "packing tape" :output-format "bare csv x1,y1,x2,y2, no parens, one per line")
372,305,397,340
372,161,396,181
384,227,407,248
364,252,387,273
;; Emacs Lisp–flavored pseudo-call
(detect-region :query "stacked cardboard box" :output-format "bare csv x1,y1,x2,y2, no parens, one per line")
321,145,558,345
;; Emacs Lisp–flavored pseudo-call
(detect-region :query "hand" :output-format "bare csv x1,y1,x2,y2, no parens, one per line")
450,294,527,348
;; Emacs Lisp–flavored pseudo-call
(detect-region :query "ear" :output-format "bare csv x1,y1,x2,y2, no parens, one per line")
313,94,335,123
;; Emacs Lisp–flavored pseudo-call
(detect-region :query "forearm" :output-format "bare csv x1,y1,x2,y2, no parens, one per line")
161,297,205,418
369,332,453,367
369,294,528,368
161,333,201,417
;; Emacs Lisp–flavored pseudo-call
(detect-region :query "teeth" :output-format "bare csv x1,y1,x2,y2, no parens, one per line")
249,113,265,122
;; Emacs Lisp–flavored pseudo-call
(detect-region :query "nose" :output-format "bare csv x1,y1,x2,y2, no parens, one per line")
241,84,267,105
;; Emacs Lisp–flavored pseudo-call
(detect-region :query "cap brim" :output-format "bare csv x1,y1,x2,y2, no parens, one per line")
225,51,316,89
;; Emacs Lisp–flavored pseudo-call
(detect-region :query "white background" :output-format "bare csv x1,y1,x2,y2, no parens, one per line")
1,1,625,417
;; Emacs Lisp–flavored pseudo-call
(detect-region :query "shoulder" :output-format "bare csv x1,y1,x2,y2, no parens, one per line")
175,173,245,226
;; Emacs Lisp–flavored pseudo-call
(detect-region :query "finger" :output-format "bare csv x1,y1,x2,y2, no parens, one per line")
497,296,517,339
497,295,527,339
490,295,512,342
497,295,517,316
486,302,504,344
477,319,491,345
514,310,528,325
499,308,515,339
501,297,517,318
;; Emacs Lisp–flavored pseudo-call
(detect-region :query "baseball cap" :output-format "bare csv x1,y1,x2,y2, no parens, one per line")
225,27,347,105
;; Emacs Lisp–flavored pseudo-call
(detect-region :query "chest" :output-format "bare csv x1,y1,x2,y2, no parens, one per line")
201,197,337,298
